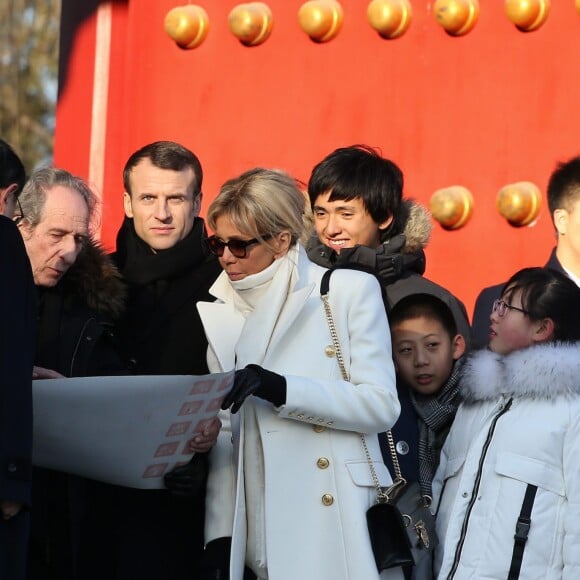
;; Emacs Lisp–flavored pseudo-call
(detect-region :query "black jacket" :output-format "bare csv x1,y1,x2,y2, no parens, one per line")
470,249,565,349
306,201,472,345
98,217,222,580
30,239,127,580
112,217,221,375
0,217,35,580
380,382,420,483
0,217,35,505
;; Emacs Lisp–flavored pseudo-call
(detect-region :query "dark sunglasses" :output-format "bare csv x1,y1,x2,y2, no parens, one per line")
207,235,270,258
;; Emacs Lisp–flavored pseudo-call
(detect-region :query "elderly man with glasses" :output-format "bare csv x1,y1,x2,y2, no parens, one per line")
14,166,127,579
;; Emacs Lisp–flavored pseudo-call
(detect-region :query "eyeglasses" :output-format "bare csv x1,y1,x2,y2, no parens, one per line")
207,235,269,258
492,299,529,318
13,197,25,224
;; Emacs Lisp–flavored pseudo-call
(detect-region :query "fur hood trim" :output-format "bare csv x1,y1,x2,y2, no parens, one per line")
461,343,580,403
400,200,432,254
63,240,126,320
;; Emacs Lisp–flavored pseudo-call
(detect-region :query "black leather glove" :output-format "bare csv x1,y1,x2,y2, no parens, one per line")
163,452,209,497
221,364,287,414
198,537,231,580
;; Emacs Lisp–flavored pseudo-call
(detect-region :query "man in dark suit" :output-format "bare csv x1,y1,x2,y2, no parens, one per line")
472,157,580,349
0,139,35,580
107,141,221,580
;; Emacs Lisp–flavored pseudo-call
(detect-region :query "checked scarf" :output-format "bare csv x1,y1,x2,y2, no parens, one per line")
409,357,465,498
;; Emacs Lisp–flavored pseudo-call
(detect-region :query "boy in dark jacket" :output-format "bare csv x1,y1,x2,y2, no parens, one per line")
387,293,466,499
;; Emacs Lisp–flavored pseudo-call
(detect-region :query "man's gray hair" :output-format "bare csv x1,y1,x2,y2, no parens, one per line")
18,167,97,228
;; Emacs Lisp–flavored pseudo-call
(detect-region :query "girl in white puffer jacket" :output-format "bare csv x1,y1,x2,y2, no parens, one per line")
433,267,580,580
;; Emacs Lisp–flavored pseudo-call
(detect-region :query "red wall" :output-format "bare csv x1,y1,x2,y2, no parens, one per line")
54,1,580,316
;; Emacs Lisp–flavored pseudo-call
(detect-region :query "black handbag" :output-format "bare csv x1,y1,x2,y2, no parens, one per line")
378,431,438,575
360,429,437,574
366,499,415,571
320,272,436,575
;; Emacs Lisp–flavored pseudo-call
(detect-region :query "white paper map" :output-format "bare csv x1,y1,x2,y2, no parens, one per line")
32,372,233,489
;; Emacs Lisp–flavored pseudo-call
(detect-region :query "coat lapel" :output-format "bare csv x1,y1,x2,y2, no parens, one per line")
198,246,323,370
265,245,321,358
264,282,316,358
197,300,244,371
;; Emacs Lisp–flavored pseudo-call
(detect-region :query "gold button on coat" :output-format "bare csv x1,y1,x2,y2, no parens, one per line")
322,494,334,506
317,457,330,469
324,345,336,357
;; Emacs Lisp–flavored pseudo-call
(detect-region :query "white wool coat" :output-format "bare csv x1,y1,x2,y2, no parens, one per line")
198,245,403,580
433,343,580,580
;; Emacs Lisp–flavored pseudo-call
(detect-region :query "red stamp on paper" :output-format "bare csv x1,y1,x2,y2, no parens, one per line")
190,380,213,395
166,421,192,437
143,463,168,478
205,396,223,413
217,377,231,392
154,442,179,457
178,400,203,416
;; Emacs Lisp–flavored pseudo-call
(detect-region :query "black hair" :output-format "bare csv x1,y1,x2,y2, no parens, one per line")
389,293,458,341
547,156,580,219
123,141,203,197
307,144,404,235
0,139,26,198
501,267,580,342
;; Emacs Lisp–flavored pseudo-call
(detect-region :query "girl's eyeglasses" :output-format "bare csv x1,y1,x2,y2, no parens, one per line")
492,299,529,317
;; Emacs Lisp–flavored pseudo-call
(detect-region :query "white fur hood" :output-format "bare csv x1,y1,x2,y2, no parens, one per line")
461,343,580,403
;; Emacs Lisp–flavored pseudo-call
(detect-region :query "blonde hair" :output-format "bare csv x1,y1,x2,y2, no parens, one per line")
208,168,307,246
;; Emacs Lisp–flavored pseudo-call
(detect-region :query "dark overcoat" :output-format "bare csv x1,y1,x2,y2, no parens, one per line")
29,240,127,580
0,216,35,580
96,217,221,580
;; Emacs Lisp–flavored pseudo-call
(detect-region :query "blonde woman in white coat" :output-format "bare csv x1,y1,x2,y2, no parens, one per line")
433,267,580,580
196,168,403,580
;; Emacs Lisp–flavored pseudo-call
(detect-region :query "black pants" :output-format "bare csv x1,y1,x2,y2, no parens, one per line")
77,483,205,580
0,510,30,580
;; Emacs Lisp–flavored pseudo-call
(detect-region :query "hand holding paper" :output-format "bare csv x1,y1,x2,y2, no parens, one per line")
33,371,234,489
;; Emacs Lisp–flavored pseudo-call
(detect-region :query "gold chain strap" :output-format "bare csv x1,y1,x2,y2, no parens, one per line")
321,292,349,381
321,290,390,503
386,429,404,483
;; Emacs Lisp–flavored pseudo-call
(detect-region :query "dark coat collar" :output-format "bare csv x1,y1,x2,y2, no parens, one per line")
56,239,126,320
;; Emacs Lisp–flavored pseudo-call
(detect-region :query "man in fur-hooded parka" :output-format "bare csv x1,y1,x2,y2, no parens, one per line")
305,145,471,342
306,145,471,488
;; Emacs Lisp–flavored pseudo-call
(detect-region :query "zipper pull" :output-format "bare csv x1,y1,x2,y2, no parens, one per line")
498,395,513,412
415,520,430,549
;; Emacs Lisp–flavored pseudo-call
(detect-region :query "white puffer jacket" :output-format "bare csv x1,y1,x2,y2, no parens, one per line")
433,343,580,580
